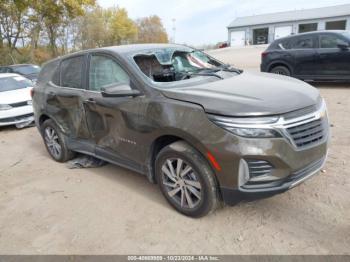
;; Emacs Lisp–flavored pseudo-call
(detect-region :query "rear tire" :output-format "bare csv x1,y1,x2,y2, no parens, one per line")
270,65,291,76
155,141,220,218
41,119,75,162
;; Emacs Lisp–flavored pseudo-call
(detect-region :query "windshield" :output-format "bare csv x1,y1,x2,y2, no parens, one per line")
0,76,32,92
13,65,40,75
133,48,235,83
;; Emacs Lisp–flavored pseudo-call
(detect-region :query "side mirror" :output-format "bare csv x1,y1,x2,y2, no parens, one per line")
101,84,142,98
337,40,349,50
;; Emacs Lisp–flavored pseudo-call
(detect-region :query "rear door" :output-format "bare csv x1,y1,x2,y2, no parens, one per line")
290,34,318,77
45,55,92,152
83,52,144,172
316,33,350,77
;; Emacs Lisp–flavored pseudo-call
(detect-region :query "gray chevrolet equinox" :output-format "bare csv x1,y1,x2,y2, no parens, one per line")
33,44,329,217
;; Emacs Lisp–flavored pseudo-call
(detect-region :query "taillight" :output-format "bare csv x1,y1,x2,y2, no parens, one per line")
261,52,268,58
30,88,34,98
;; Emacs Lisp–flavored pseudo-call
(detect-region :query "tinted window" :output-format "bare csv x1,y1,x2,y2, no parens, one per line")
0,67,12,73
37,60,59,85
320,34,343,48
341,32,350,40
61,56,84,89
277,39,292,50
89,55,130,91
293,36,315,49
0,76,32,92
13,65,40,75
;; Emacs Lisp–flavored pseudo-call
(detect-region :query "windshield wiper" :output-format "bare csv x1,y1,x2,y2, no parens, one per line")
182,72,223,80
195,65,242,74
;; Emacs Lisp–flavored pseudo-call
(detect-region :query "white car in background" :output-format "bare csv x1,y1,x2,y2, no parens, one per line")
0,73,34,128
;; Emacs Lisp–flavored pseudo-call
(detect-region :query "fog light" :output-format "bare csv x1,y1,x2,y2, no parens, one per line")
238,159,250,187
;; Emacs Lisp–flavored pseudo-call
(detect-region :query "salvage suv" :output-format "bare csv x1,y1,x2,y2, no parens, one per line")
33,44,329,217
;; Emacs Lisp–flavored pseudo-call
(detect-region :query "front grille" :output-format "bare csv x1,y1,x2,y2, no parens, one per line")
246,159,274,178
10,101,29,108
286,118,326,148
0,113,34,123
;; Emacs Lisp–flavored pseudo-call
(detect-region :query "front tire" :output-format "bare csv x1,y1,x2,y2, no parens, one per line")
270,65,291,76
155,141,220,217
41,119,75,162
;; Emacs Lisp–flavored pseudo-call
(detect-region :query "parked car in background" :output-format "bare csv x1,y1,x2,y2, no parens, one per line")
261,30,350,81
257,36,267,45
217,41,229,48
33,44,329,217
0,64,41,83
0,74,34,128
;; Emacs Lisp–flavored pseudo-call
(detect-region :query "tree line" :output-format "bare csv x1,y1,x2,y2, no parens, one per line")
0,0,169,65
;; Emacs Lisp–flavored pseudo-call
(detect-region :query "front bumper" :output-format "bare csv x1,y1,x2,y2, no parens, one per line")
220,155,327,205
0,105,34,126
203,100,330,205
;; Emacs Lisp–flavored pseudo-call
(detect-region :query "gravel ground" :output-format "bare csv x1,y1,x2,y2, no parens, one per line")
0,46,349,255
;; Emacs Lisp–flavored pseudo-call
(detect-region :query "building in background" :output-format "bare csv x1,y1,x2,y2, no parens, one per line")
227,4,350,47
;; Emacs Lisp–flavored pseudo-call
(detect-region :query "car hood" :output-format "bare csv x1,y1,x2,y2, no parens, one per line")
161,72,320,116
0,87,32,104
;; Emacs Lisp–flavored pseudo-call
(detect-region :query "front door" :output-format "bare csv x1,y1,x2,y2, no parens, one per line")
290,34,318,77
316,33,350,77
83,52,143,172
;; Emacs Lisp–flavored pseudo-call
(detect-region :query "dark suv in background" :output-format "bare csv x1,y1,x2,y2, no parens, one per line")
33,44,329,217
0,64,41,83
261,30,350,81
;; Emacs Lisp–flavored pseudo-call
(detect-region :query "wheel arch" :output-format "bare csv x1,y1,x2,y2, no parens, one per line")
146,131,218,185
37,113,65,134
267,61,293,75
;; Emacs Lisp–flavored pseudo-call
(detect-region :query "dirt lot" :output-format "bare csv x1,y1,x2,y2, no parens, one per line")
0,46,349,255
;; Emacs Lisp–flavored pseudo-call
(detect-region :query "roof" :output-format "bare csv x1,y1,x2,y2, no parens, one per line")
104,43,187,54
228,4,350,28
52,43,191,61
0,73,22,78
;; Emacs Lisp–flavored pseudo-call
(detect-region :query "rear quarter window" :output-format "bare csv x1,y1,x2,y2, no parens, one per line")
268,39,291,50
60,56,84,89
37,60,60,85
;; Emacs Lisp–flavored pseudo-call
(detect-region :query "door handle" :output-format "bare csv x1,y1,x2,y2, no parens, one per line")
47,91,55,99
84,98,96,104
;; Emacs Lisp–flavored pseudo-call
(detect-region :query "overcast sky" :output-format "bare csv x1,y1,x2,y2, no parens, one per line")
98,0,350,45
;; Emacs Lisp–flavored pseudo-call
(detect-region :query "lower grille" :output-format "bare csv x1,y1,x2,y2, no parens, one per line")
286,118,326,148
0,113,34,123
246,159,274,178
10,101,30,108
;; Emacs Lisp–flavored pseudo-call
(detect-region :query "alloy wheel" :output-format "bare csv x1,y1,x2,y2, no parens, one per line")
161,158,202,209
44,126,62,159
275,70,286,75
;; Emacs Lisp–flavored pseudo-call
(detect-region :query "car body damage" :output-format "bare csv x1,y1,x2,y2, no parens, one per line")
33,44,329,217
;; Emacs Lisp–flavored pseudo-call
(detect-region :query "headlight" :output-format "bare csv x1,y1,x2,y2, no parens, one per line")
208,114,282,138
0,104,12,110
228,127,281,138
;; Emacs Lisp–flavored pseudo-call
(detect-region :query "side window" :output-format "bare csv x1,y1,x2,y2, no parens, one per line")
320,35,343,48
293,36,315,49
277,39,291,50
60,56,84,89
89,54,130,91
37,60,60,85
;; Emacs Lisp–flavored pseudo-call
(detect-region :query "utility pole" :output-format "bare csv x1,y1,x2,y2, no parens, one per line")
172,18,176,43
